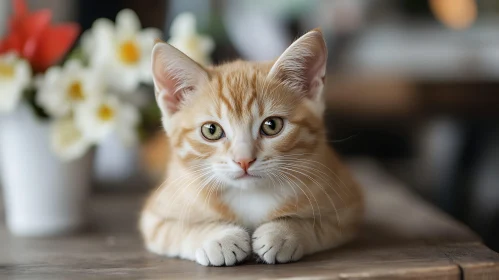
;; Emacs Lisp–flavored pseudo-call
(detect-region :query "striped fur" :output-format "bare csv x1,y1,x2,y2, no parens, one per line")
140,29,364,266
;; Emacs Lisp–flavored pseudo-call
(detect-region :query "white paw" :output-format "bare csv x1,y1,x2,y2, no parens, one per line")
195,228,251,266
252,223,304,264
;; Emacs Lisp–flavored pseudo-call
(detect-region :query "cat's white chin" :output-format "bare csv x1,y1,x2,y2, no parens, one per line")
223,174,267,190
234,173,260,180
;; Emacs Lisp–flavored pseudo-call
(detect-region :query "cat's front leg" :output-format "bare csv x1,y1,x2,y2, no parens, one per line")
140,212,251,266
194,225,251,266
252,217,348,264
252,220,304,264
252,221,303,264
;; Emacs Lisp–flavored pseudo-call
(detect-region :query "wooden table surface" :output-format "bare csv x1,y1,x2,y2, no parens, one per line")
1,160,498,279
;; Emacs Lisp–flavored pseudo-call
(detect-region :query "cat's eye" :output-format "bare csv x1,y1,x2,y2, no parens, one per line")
261,117,284,137
201,122,225,141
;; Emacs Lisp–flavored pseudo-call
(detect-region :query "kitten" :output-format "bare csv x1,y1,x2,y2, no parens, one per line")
140,29,364,266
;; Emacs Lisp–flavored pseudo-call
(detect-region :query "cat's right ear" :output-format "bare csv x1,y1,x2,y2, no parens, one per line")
151,42,208,117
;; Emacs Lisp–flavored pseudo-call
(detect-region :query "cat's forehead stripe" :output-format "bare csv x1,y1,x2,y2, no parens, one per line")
246,71,258,112
212,68,263,120
216,74,234,112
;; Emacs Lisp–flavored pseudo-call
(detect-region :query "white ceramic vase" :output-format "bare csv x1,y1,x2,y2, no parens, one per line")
0,105,93,237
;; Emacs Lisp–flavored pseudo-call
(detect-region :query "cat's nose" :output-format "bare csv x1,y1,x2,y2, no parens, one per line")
234,158,256,172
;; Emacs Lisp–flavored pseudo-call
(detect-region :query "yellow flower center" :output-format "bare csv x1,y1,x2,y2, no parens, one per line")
118,40,141,65
97,104,114,121
0,62,15,78
185,36,199,50
67,81,85,101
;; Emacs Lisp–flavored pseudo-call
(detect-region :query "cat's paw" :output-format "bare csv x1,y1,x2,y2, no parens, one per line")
252,223,304,264
195,228,251,266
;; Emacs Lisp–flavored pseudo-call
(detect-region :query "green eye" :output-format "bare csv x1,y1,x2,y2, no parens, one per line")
201,122,225,141
261,117,284,136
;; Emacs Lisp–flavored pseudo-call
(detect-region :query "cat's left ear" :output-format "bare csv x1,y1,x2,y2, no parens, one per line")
151,41,209,118
268,29,327,101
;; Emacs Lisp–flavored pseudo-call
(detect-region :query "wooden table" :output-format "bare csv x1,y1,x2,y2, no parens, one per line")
1,160,498,279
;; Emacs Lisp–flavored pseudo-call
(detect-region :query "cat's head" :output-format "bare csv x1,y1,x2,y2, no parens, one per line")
151,29,328,189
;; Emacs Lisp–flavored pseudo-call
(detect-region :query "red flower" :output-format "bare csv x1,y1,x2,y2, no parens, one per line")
0,0,80,72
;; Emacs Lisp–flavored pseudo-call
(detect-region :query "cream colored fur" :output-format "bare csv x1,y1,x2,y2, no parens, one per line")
140,29,364,266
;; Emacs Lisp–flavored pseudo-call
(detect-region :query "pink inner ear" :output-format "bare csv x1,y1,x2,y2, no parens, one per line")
308,79,320,97
152,42,209,116
157,73,182,113
306,54,327,98
161,86,196,113
161,89,182,113
269,30,328,99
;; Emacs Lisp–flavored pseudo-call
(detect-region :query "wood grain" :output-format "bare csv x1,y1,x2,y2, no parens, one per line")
438,242,499,280
0,159,497,279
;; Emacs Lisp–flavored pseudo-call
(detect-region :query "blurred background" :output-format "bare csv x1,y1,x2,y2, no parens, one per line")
1,0,498,250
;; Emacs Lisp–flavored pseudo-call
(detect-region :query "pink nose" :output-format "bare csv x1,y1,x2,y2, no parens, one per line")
234,158,256,172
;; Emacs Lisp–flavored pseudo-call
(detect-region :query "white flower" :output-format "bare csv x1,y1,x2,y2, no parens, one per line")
50,117,92,161
36,59,104,118
168,13,215,66
82,9,162,93
75,95,140,146
0,52,31,113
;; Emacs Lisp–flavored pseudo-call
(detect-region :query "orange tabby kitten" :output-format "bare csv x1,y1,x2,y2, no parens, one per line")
140,29,364,266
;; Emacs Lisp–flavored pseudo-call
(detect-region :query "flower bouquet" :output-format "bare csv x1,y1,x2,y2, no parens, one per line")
0,0,160,236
